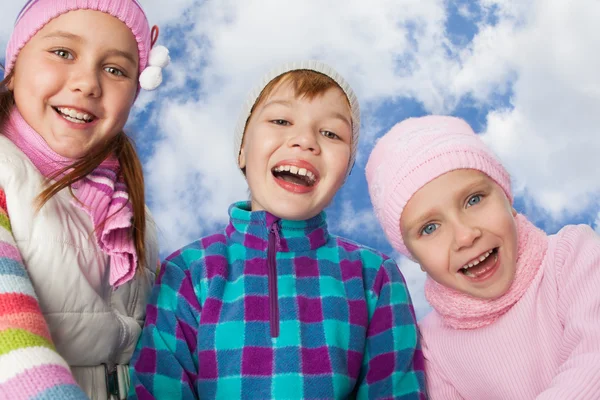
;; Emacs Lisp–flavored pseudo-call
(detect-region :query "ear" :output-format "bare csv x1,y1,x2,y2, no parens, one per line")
238,147,246,169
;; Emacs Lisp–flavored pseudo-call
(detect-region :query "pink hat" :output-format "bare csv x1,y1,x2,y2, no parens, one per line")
4,0,169,90
365,115,512,258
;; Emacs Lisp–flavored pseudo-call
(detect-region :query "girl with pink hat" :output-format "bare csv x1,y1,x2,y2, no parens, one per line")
366,115,600,399
0,0,169,398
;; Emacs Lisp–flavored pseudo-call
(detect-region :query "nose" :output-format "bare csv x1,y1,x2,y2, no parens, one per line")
451,217,481,251
288,125,321,154
69,64,102,98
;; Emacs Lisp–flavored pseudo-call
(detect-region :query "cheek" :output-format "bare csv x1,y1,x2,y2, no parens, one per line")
324,147,350,174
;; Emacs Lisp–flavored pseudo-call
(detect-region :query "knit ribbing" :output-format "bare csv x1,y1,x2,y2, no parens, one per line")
420,224,600,399
5,0,151,77
366,115,511,259
0,189,87,399
425,214,548,329
3,108,136,287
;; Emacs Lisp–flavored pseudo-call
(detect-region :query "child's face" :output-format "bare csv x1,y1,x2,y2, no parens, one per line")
401,169,518,299
239,81,352,220
8,10,139,159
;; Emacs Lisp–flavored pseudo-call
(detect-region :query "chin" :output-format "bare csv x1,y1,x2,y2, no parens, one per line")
270,206,319,221
48,140,88,159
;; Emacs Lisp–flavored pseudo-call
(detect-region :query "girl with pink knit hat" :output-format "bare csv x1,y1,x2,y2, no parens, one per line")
0,0,169,398
366,115,600,399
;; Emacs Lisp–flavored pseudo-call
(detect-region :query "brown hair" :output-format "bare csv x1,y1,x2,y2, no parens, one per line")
0,71,147,272
250,69,348,114
240,69,350,175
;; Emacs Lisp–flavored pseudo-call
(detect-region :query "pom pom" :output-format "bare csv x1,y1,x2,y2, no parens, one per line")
139,66,163,91
148,45,170,68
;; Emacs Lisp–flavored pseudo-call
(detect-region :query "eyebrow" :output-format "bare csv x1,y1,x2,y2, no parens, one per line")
331,111,352,127
43,31,82,41
402,175,492,232
105,49,138,67
402,209,439,235
262,99,292,109
262,100,352,126
43,31,137,66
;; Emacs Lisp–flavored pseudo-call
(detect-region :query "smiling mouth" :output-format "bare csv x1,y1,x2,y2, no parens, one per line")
272,164,317,187
459,248,498,277
53,106,96,124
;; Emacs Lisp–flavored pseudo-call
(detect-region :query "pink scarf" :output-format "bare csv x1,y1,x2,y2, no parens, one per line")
425,214,549,329
3,108,137,287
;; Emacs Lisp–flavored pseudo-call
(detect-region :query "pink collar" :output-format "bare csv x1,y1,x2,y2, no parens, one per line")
425,214,549,329
4,108,137,287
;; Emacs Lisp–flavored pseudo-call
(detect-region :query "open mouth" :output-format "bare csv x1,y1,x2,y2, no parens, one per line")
53,106,96,124
272,164,317,187
459,248,498,278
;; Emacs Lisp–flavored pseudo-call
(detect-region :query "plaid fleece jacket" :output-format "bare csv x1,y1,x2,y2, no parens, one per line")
129,202,426,399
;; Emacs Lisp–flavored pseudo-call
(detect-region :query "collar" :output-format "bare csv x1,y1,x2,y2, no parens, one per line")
226,201,329,252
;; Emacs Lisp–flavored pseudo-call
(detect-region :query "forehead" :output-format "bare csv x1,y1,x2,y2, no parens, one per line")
401,169,494,226
258,80,350,112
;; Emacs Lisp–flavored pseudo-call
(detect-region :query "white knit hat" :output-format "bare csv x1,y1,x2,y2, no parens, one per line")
233,60,361,178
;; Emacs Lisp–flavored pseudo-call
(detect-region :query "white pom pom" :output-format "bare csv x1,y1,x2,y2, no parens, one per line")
148,45,170,68
139,66,163,91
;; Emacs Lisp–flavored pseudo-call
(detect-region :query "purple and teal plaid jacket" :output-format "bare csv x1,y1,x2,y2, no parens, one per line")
129,202,426,399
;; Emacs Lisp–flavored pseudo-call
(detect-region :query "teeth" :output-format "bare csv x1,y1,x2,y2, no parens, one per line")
63,115,86,124
273,164,317,182
461,250,493,270
57,107,93,122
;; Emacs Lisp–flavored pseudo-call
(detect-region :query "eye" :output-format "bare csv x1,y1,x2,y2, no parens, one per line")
321,130,340,140
105,67,125,77
53,49,73,60
421,223,439,236
271,119,290,126
467,194,482,207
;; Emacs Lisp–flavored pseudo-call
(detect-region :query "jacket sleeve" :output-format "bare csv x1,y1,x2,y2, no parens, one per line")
128,257,201,400
355,258,427,399
536,225,600,399
0,189,87,399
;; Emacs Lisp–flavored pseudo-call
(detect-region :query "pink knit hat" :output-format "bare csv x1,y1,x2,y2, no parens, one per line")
365,115,512,258
4,0,169,90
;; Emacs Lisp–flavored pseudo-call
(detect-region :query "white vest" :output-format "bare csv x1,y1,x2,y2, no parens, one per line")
0,135,157,399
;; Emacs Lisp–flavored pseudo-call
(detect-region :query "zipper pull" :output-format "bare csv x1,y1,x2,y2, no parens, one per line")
269,220,281,246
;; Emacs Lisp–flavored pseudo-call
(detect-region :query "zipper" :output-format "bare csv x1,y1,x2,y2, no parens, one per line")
268,220,280,338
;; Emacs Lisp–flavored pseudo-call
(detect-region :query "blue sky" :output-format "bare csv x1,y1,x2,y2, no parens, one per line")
2,0,599,319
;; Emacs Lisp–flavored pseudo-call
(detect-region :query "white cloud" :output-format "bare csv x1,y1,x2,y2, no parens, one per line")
2,0,599,315
396,255,430,321
333,200,381,239
140,0,196,28
473,0,600,218
142,0,463,251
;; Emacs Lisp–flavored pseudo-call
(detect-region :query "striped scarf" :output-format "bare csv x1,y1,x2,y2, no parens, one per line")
3,108,136,287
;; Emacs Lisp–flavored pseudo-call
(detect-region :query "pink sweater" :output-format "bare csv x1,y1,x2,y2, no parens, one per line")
420,224,600,399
